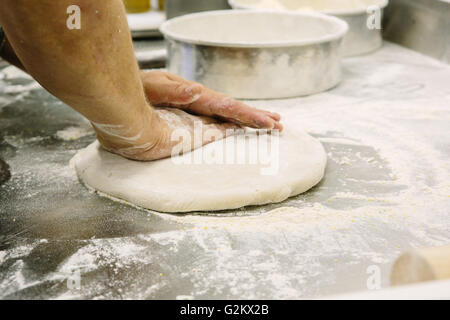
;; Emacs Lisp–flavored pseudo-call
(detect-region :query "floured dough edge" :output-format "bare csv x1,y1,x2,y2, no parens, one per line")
71,161,326,214
70,131,327,214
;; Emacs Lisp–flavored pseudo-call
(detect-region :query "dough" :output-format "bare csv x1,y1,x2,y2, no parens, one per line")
71,127,327,213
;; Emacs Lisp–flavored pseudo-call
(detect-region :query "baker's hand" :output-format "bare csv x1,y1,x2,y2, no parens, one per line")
94,106,241,161
95,71,283,161
140,70,283,131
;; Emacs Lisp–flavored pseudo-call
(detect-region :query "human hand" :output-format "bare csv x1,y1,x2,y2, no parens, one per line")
94,105,241,161
140,70,283,131
94,71,284,161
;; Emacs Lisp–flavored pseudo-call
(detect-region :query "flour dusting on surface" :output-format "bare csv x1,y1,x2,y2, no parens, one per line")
54,126,93,141
0,43,449,299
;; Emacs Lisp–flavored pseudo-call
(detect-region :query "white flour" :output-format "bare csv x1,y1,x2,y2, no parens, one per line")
0,43,449,299
54,126,93,141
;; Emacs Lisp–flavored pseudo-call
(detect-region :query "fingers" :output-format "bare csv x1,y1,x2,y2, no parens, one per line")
201,121,241,147
163,72,204,104
142,71,283,131
264,110,281,121
172,82,203,105
142,71,203,105
187,88,283,131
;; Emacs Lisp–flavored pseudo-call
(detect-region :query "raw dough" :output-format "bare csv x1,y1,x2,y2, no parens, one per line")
71,127,327,213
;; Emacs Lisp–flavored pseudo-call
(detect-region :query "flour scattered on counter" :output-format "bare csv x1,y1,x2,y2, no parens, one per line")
138,45,450,299
54,126,93,141
318,137,364,146
0,251,6,265
176,295,195,300
0,66,33,80
3,82,41,94
1,43,449,300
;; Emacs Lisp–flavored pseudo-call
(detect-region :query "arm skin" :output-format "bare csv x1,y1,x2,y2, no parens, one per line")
0,0,282,160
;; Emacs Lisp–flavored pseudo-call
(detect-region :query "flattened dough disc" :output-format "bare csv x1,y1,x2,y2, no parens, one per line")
71,128,327,213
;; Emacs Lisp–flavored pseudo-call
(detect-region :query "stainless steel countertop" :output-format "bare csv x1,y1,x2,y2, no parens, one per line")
0,41,449,299
384,0,450,64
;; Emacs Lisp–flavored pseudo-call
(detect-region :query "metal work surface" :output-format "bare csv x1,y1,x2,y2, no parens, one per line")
0,42,449,299
384,0,450,64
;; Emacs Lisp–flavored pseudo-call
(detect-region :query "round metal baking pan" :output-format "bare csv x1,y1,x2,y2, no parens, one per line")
160,10,348,99
229,0,389,56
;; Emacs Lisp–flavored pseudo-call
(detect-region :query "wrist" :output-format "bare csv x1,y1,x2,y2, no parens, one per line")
93,103,164,160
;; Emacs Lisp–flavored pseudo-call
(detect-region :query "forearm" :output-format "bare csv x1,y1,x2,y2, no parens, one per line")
1,32,148,95
0,0,151,130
